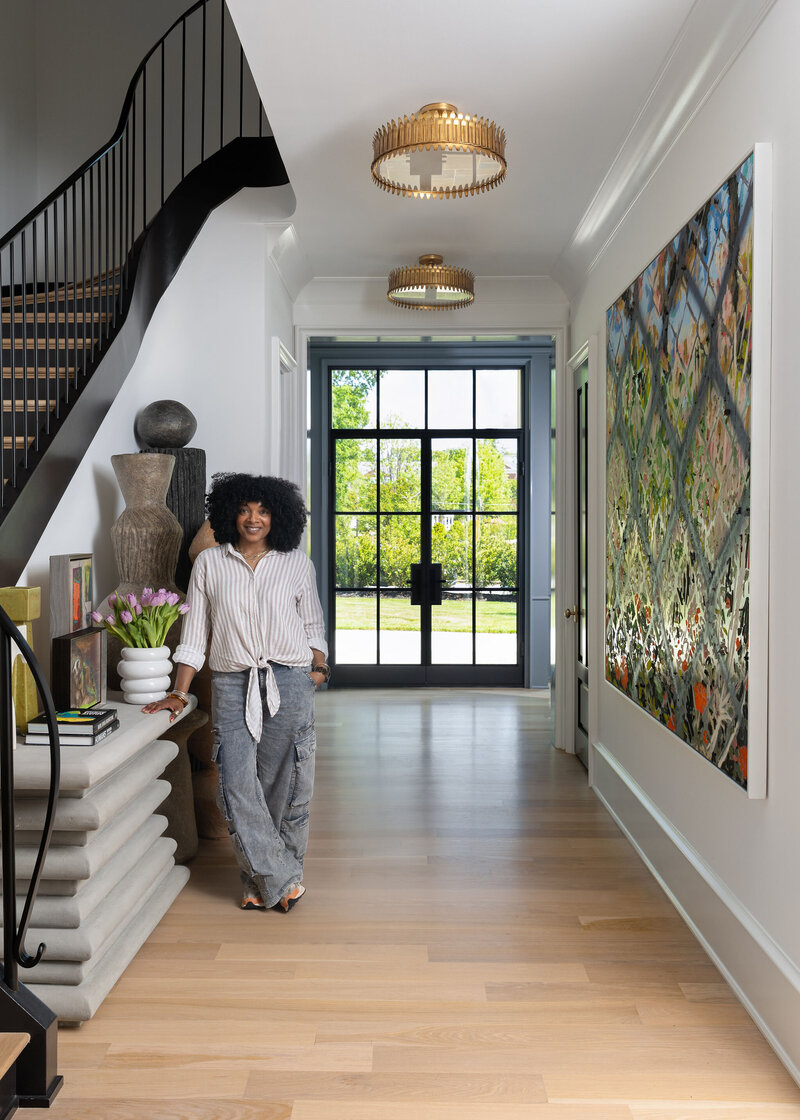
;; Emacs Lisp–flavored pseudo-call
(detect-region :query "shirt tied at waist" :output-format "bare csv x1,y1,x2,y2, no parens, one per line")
245,663,281,741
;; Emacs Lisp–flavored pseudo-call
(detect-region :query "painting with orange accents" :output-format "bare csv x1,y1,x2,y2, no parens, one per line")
606,153,753,790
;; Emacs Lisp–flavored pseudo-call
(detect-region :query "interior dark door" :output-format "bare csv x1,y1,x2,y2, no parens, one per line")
570,360,589,764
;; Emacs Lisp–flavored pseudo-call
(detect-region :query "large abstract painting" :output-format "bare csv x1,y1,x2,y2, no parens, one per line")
606,154,754,790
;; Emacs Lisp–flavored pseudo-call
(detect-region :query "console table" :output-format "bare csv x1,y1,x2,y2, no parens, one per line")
4,697,195,1022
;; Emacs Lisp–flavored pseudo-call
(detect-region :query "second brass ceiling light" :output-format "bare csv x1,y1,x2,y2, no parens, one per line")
374,102,506,309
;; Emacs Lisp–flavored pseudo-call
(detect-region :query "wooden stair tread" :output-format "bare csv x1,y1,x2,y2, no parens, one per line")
3,368,77,376
3,337,99,349
0,1033,29,1078
2,311,109,323
1,282,121,307
3,436,36,448
3,400,58,411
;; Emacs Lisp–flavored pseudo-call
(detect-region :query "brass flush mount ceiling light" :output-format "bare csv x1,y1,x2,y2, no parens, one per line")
387,254,475,310
372,103,506,199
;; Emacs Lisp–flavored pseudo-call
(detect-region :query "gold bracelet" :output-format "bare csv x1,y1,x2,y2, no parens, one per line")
168,692,189,709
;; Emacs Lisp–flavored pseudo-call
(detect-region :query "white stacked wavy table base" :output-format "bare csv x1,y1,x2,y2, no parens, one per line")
3,696,194,1022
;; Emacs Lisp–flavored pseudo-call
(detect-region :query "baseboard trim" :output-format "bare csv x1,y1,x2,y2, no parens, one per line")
592,740,800,1086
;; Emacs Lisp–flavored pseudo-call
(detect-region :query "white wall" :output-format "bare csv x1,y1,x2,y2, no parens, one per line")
571,0,800,1078
293,275,570,336
19,185,295,656
0,0,38,233
0,0,189,236
32,0,188,203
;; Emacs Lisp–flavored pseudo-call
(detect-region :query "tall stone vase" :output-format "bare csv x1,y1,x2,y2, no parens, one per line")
104,453,184,690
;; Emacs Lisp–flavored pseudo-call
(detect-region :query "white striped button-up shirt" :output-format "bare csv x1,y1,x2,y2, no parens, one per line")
174,544,327,741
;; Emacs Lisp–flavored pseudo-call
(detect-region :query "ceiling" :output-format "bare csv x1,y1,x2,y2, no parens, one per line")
225,0,774,296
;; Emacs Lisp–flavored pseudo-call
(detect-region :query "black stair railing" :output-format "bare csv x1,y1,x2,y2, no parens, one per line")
0,605,62,1107
0,0,268,518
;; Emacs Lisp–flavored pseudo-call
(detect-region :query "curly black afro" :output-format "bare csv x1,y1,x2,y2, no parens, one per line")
206,473,307,553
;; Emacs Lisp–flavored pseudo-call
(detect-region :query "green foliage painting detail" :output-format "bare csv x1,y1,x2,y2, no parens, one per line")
605,154,753,790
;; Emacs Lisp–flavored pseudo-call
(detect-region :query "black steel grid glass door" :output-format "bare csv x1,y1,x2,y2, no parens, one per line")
331,366,523,686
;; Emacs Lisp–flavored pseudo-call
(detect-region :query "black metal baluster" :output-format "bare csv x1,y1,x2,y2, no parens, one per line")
0,247,4,506
103,154,109,338
53,200,60,416
64,192,70,401
20,230,29,464
44,208,52,430
89,167,95,363
111,145,117,329
80,174,86,379
132,90,138,250
201,1,207,162
32,219,40,448
1,627,18,991
8,244,16,486
142,65,148,229
181,17,187,179
160,41,166,207
239,45,244,137
71,184,78,391
124,121,130,292
219,0,225,151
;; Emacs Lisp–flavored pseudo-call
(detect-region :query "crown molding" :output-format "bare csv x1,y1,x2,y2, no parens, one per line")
552,0,778,298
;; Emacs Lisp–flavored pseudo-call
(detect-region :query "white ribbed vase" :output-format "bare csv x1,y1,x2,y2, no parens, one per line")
117,645,172,704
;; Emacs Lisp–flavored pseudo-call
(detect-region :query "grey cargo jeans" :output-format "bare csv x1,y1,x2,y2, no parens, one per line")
211,663,316,908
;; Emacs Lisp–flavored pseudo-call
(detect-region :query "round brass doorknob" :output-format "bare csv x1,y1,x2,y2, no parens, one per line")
565,605,578,620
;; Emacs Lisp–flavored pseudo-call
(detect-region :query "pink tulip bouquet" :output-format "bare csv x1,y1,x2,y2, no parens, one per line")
92,587,189,648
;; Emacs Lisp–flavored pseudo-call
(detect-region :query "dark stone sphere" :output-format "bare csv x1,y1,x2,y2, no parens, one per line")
135,400,197,448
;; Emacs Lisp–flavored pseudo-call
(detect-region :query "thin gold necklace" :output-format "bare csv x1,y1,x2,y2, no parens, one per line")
237,546,270,563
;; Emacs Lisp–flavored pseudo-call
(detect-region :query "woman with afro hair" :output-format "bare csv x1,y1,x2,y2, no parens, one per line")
144,472,329,913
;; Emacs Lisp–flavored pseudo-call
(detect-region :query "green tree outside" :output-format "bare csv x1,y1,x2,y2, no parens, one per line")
332,371,519,598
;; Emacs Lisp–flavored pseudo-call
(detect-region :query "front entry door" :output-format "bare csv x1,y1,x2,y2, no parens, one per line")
330,365,524,686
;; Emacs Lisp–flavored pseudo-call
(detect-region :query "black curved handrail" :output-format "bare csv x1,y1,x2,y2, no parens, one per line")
0,0,268,514
0,606,61,989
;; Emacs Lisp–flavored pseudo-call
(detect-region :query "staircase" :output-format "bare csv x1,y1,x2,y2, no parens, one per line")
0,0,287,584
1,269,121,491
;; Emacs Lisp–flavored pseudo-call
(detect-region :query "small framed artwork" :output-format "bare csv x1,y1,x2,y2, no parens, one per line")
49,554,94,638
51,627,107,711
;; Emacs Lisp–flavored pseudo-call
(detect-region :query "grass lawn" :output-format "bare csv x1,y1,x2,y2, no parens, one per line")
336,595,517,633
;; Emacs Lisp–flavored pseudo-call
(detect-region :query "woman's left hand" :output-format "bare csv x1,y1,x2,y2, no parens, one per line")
309,669,326,687
142,695,186,721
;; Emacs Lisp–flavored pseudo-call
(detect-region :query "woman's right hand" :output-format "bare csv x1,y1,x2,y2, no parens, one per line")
142,695,186,722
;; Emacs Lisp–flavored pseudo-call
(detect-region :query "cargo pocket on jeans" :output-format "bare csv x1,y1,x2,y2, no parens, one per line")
291,724,316,809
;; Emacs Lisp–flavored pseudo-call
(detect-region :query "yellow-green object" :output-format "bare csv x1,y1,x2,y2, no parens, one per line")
0,586,41,730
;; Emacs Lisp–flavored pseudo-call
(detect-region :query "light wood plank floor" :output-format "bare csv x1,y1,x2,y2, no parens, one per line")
28,689,800,1119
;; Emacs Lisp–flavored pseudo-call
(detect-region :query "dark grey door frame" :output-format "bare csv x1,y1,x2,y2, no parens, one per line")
309,340,554,688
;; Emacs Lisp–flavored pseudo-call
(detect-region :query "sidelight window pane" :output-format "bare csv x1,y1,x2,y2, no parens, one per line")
335,439,376,512
379,515,420,587
431,591,473,664
335,515,376,587
477,438,518,511
476,590,518,664
380,593,420,664
428,368,473,428
331,369,377,429
431,438,472,511
379,438,421,512
335,592,376,664
379,369,425,429
475,515,517,587
475,368,520,428
431,514,473,587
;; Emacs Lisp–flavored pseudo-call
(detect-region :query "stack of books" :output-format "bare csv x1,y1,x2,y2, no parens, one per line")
24,707,119,746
